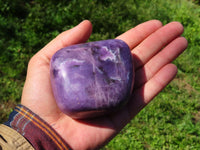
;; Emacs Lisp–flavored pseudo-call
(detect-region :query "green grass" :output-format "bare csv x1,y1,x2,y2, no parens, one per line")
0,0,200,149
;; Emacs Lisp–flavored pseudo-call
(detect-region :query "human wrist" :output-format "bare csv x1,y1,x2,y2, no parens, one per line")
4,104,71,150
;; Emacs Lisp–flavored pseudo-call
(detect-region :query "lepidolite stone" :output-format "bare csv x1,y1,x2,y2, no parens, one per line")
50,39,134,119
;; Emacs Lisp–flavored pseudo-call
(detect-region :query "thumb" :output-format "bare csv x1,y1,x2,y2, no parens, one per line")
38,20,93,60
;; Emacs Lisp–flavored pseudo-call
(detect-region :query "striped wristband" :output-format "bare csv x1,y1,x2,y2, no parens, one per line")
4,105,71,150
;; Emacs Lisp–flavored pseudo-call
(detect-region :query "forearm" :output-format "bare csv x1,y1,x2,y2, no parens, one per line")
1,105,71,150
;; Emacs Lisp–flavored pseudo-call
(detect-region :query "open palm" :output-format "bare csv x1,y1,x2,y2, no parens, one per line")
21,20,187,150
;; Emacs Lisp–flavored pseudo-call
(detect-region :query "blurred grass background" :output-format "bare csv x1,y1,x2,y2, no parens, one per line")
0,0,200,149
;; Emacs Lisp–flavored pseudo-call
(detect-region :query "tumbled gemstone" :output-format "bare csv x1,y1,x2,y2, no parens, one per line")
50,39,134,119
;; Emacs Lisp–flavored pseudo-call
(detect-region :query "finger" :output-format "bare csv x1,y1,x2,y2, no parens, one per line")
133,22,184,69
128,63,177,118
39,20,93,60
116,20,162,49
135,37,188,88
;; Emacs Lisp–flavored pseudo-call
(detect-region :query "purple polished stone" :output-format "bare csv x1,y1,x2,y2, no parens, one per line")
50,39,134,119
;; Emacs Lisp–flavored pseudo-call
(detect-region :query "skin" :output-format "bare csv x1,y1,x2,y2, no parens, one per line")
21,20,188,150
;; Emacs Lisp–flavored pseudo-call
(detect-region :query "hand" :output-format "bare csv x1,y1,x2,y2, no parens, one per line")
21,20,187,150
